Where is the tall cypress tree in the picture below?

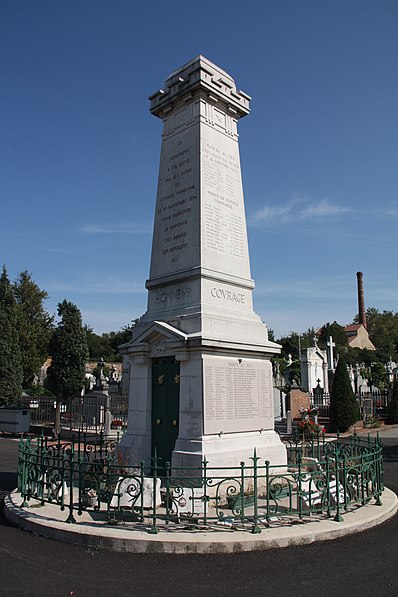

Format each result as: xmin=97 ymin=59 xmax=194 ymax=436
xmin=13 ymin=270 xmax=54 ymax=389
xmin=46 ymin=300 xmax=88 ymax=432
xmin=330 ymin=355 xmax=360 ymax=432
xmin=387 ymin=379 xmax=398 ymax=424
xmin=0 ymin=266 xmax=23 ymax=406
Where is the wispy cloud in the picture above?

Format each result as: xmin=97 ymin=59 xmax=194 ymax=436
xmin=249 ymin=196 xmax=351 ymax=226
xmin=300 ymin=199 xmax=350 ymax=218
xmin=379 ymin=206 xmax=398 ymax=218
xmin=78 ymin=222 xmax=152 ymax=235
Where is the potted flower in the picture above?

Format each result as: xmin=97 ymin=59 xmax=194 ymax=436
xmin=82 ymin=488 xmax=98 ymax=508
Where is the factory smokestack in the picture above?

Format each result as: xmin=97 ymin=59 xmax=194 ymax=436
xmin=356 ymin=271 xmax=367 ymax=329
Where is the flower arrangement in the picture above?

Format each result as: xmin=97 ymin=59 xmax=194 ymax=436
xmin=297 ymin=419 xmax=326 ymax=436
xmin=82 ymin=487 xmax=98 ymax=507
xmin=299 ymin=406 xmax=319 ymax=419
xmin=298 ymin=406 xmax=325 ymax=436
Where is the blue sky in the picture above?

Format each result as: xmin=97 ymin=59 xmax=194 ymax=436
xmin=1 ymin=0 xmax=397 ymax=338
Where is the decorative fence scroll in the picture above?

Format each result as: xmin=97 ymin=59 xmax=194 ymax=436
xmin=17 ymin=432 xmax=384 ymax=534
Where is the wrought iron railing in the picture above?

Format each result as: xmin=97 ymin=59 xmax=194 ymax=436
xmin=310 ymin=390 xmax=390 ymax=422
xmin=16 ymin=432 xmax=384 ymax=534
xmin=18 ymin=394 xmax=128 ymax=433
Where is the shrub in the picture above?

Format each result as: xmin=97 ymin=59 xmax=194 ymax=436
xmin=387 ymin=380 xmax=398 ymax=424
xmin=330 ymin=356 xmax=360 ymax=432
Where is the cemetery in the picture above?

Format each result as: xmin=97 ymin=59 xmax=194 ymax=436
xmin=3 ymin=56 xmax=398 ymax=551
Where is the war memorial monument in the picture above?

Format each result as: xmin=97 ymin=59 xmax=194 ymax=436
xmin=6 ymin=57 xmax=393 ymax=553
xmin=118 ymin=56 xmax=287 ymax=470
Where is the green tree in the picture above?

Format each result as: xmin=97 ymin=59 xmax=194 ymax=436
xmin=369 ymin=362 xmax=388 ymax=389
xmin=46 ymin=300 xmax=89 ymax=433
xmin=85 ymin=321 xmax=136 ymax=362
xmin=318 ymin=321 xmax=348 ymax=352
xmin=85 ymin=326 xmax=113 ymax=361
xmin=354 ymin=308 xmax=398 ymax=362
xmin=387 ymin=379 xmax=398 ymax=424
xmin=0 ymin=266 xmax=23 ymax=406
xmin=345 ymin=347 xmax=375 ymax=368
xmin=277 ymin=328 xmax=315 ymax=361
xmin=102 ymin=321 xmax=136 ymax=360
xmin=330 ymin=355 xmax=360 ymax=432
xmin=13 ymin=270 xmax=54 ymax=389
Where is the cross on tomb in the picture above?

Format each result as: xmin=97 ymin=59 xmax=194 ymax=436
xmin=327 ymin=336 xmax=335 ymax=371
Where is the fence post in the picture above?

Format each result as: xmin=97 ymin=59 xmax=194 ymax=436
xmin=239 ymin=460 xmax=245 ymax=524
xmin=66 ymin=445 xmax=76 ymax=523
xmin=19 ymin=439 xmax=29 ymax=507
xmin=265 ymin=460 xmax=270 ymax=525
xmin=374 ymin=434 xmax=383 ymax=506
xmin=148 ymin=450 xmax=158 ymax=534
xmin=202 ymin=456 xmax=208 ymax=526
xmin=251 ymin=448 xmax=261 ymax=534
xmin=333 ymin=447 xmax=343 ymax=522
xmin=297 ymin=454 xmax=303 ymax=519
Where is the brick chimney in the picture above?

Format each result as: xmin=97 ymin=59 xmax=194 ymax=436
xmin=356 ymin=271 xmax=367 ymax=329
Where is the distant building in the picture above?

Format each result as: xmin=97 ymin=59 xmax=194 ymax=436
xmin=344 ymin=323 xmax=376 ymax=351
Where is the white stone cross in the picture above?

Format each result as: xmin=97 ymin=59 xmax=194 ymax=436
xmin=327 ymin=336 xmax=335 ymax=371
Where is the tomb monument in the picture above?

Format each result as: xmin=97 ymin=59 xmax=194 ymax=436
xmin=118 ymin=56 xmax=286 ymax=470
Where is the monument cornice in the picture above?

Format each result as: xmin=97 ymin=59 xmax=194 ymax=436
xmin=145 ymin=266 xmax=255 ymax=291
xmin=149 ymin=55 xmax=250 ymax=120
xmin=185 ymin=336 xmax=281 ymax=356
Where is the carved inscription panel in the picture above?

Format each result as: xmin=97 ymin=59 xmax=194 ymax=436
xmin=201 ymin=125 xmax=251 ymax=279
xmin=150 ymin=124 xmax=200 ymax=278
xmin=202 ymin=278 xmax=253 ymax=313
xmin=147 ymin=280 xmax=200 ymax=314
xmin=203 ymin=356 xmax=273 ymax=434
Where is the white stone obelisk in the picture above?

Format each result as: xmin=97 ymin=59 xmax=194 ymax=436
xmin=118 ymin=56 xmax=286 ymax=470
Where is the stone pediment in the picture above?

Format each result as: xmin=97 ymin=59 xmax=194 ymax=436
xmin=119 ymin=321 xmax=187 ymax=355
xmin=302 ymin=346 xmax=327 ymax=364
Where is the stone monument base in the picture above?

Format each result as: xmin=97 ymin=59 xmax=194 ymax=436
xmin=172 ymin=430 xmax=287 ymax=473
xmin=116 ymin=429 xmax=287 ymax=474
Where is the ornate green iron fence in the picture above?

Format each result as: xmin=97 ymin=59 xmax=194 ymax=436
xmin=17 ymin=432 xmax=384 ymax=534
xmin=18 ymin=395 xmax=128 ymax=433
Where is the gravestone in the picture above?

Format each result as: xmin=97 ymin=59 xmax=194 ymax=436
xmin=117 ymin=56 xmax=286 ymax=471
xmin=288 ymin=388 xmax=310 ymax=421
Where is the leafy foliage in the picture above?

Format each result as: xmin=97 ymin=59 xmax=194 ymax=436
xmin=13 ymin=270 xmax=54 ymax=388
xmin=368 ymin=362 xmax=388 ymax=389
xmin=318 ymin=321 xmax=348 ymax=351
xmin=332 ymin=358 xmax=361 ymax=428
xmin=353 ymin=308 xmax=398 ymax=362
xmin=46 ymin=300 xmax=89 ymax=401
xmin=330 ymin=356 xmax=360 ymax=432
xmin=387 ymin=380 xmax=398 ymax=424
xmin=85 ymin=321 xmax=136 ymax=361
xmin=0 ymin=267 xmax=23 ymax=406
xmin=277 ymin=328 xmax=315 ymax=361
xmin=344 ymin=347 xmax=375 ymax=367
xmin=276 ymin=328 xmax=315 ymax=386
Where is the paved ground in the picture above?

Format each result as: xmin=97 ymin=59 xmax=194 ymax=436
xmin=1 ymin=431 xmax=398 ymax=597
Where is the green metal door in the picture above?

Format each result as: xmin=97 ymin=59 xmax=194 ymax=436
xmin=151 ymin=357 xmax=180 ymax=467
